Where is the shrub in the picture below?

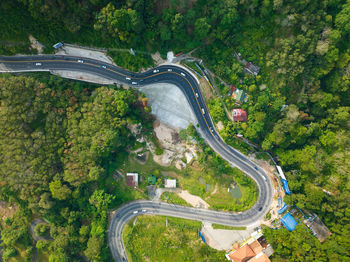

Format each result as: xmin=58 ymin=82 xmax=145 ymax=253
xmin=155 ymin=147 xmax=163 ymax=155
xmin=34 ymin=223 xmax=50 ymax=237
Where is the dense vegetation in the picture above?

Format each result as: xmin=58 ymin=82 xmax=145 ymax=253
xmin=0 ymin=0 xmax=349 ymax=261
xmin=0 ymin=74 xmax=146 ymax=261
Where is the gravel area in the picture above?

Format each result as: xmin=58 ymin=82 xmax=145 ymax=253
xmin=56 ymin=46 xmax=114 ymax=64
xmin=201 ymin=222 xmax=255 ymax=250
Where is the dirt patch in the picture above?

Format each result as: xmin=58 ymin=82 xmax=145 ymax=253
xmin=0 ymin=201 xmax=17 ymax=224
xmin=151 ymin=52 xmax=166 ymax=66
xmin=216 ymin=121 xmax=224 ymax=131
xmin=161 ymin=171 xmax=180 ymax=179
xmin=29 ymin=35 xmax=44 ymax=54
xmin=178 ymin=190 xmax=210 ymax=209
xmin=174 ymin=159 xmax=186 ymax=170
xmin=152 ymin=121 xmax=188 ymax=166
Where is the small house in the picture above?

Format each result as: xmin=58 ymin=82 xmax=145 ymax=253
xmin=164 ymin=179 xmax=176 ymax=188
xmin=231 ymin=88 xmax=246 ymax=104
xmin=244 ymin=62 xmax=260 ymax=77
xmin=232 ymin=109 xmax=248 ymax=122
xmin=126 ymin=173 xmax=138 ymax=187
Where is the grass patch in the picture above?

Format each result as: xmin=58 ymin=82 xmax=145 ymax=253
xmin=123 ymin=215 xmax=225 ymax=262
xmin=212 ymin=224 xmax=246 ymax=230
xmin=160 ymin=192 xmax=191 ymax=207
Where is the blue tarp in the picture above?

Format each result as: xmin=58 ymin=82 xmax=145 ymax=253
xmin=281 ymin=213 xmax=298 ymax=231
xmin=282 ymin=179 xmax=291 ymax=194
xmin=199 ymin=232 xmax=206 ymax=243
xmin=278 ymin=203 xmax=289 ymax=214
xmin=53 ymin=42 xmax=63 ymax=49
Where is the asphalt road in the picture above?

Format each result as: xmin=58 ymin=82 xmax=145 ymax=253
xmin=0 ymin=55 xmax=273 ymax=261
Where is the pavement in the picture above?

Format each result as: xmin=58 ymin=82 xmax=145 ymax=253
xmin=0 ymin=54 xmax=273 ymax=262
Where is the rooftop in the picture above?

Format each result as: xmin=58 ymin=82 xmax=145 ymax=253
xmin=281 ymin=213 xmax=298 ymax=231
xmin=126 ymin=173 xmax=138 ymax=187
xmin=164 ymin=179 xmax=176 ymax=188
xmin=232 ymin=109 xmax=248 ymax=122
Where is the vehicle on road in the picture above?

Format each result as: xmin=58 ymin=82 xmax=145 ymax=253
xmin=153 ymin=69 xmax=159 ymax=73
xmin=100 ymin=65 xmax=106 ymax=69
xmin=77 ymin=60 xmax=84 ymax=63
xmin=167 ymin=69 xmax=172 ymax=72
xmin=181 ymin=72 xmax=186 ymax=76
xmin=35 ymin=63 xmax=42 ymax=66
xmin=126 ymin=77 xmax=131 ymax=80
xmin=196 ymin=93 xmax=199 ymax=97
xmin=132 ymin=82 xmax=137 ymax=85
xmin=254 ymin=166 xmax=258 ymax=171
xmin=210 ymin=127 xmax=214 ymax=133
xmin=142 ymin=209 xmax=147 ymax=213
xmin=133 ymin=211 xmax=138 ymax=214
xmin=258 ymin=207 xmax=262 ymax=211
xmin=202 ymin=108 xmax=205 ymax=114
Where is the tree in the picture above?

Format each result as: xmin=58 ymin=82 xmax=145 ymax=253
xmin=49 ymin=180 xmax=72 ymax=201
xmin=194 ymin=18 xmax=211 ymax=40
xmin=84 ymin=236 xmax=103 ymax=261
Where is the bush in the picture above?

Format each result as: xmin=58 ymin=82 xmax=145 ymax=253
xmin=155 ymin=147 xmax=163 ymax=155
xmin=36 ymin=240 xmax=50 ymax=250
xmin=34 ymin=223 xmax=50 ymax=237
xmin=2 ymin=247 xmax=17 ymax=259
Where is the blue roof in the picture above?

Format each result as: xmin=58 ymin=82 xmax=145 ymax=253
xmin=281 ymin=213 xmax=298 ymax=231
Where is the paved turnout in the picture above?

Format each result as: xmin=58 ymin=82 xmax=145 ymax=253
xmin=0 ymin=55 xmax=273 ymax=261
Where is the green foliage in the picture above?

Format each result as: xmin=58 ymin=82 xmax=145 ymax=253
xmin=0 ymin=74 xmax=141 ymax=260
xmin=34 ymin=223 xmax=50 ymax=237
xmin=123 ymin=216 xmax=225 ymax=261
xmin=0 ymin=0 xmax=349 ymax=260
xmin=154 ymin=147 xmax=164 ymax=155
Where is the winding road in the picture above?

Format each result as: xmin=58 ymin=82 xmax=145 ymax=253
xmin=0 ymin=55 xmax=273 ymax=261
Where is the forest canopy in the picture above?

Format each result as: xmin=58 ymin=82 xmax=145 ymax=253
xmin=0 ymin=0 xmax=349 ymax=261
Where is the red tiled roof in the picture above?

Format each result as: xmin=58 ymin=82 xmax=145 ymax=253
xmin=126 ymin=175 xmax=138 ymax=187
xmin=229 ymin=244 xmax=255 ymax=262
xmin=232 ymin=109 xmax=247 ymax=122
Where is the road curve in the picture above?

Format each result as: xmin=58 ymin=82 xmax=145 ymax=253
xmin=0 ymin=55 xmax=273 ymax=261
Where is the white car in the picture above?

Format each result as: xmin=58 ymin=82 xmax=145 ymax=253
xmin=77 ymin=60 xmax=84 ymax=63
xmin=132 ymin=82 xmax=137 ymax=85
xmin=202 ymin=108 xmax=205 ymax=114
xmin=153 ymin=69 xmax=159 ymax=73
xmin=142 ymin=209 xmax=147 ymax=213
xmin=181 ymin=72 xmax=186 ymax=76
xmin=133 ymin=211 xmax=138 ymax=214
xmin=126 ymin=77 xmax=131 ymax=80
xmin=210 ymin=127 xmax=214 ymax=132
xmin=167 ymin=69 xmax=172 ymax=72
xmin=35 ymin=63 xmax=42 ymax=66
xmin=195 ymin=93 xmax=199 ymax=97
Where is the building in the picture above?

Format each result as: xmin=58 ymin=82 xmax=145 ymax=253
xmin=231 ymin=88 xmax=246 ymax=104
xmin=281 ymin=213 xmax=298 ymax=231
xmin=226 ymin=236 xmax=272 ymax=262
xmin=232 ymin=109 xmax=248 ymax=122
xmin=126 ymin=173 xmax=138 ymax=187
xmin=304 ymin=214 xmax=331 ymax=242
xmin=244 ymin=62 xmax=260 ymax=77
xmin=164 ymin=179 xmax=176 ymax=188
